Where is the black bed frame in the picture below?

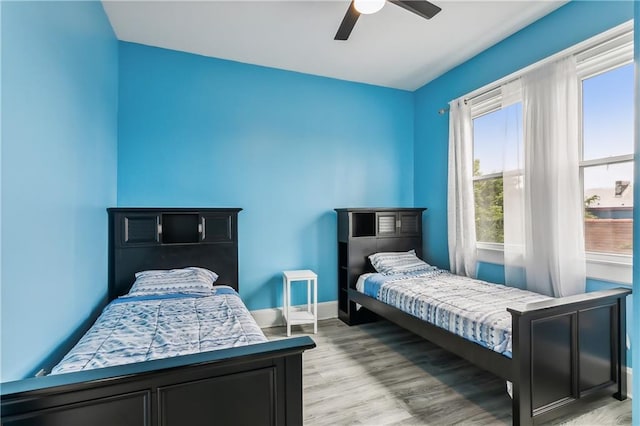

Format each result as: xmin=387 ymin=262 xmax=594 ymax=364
xmin=1 ymin=208 xmax=315 ymax=426
xmin=336 ymin=208 xmax=630 ymax=426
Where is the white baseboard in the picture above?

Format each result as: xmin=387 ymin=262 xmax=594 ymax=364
xmin=251 ymin=301 xmax=338 ymax=328
xmin=626 ymin=367 xmax=633 ymax=398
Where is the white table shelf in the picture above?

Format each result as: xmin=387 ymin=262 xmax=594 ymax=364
xmin=282 ymin=269 xmax=317 ymax=336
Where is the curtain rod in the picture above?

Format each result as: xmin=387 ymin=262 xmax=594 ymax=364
xmin=438 ymin=98 xmax=467 ymax=115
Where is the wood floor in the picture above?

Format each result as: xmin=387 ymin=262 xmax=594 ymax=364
xmin=263 ymin=319 xmax=631 ymax=425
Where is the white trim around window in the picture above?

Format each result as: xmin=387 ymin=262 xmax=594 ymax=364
xmin=580 ymin=153 xmax=634 ymax=168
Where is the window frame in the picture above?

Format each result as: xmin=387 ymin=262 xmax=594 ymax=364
xmin=578 ymin=59 xmax=634 ymax=273
xmin=468 ymin=21 xmax=634 ymax=284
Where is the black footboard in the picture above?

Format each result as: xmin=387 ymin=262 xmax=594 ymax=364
xmin=509 ymin=288 xmax=630 ymax=425
xmin=347 ymin=286 xmax=630 ymax=425
xmin=1 ymin=337 xmax=315 ymax=426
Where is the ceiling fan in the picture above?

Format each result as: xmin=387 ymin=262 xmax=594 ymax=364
xmin=335 ymin=0 xmax=442 ymax=41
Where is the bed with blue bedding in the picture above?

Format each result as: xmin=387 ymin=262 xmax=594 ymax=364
xmin=344 ymin=247 xmax=629 ymax=426
xmin=357 ymin=269 xmax=550 ymax=358
xmin=52 ymin=286 xmax=267 ymax=375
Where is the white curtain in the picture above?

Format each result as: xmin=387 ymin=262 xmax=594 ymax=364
xmin=448 ymin=98 xmax=477 ymax=278
xmin=521 ymin=56 xmax=586 ymax=297
xmin=500 ymin=80 xmax=527 ymax=289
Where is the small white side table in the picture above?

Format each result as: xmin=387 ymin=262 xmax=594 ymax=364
xmin=282 ymin=270 xmax=318 ymax=337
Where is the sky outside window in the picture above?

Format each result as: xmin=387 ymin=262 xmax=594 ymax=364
xmin=582 ymin=63 xmax=635 ymax=190
xmin=473 ymin=103 xmax=522 ymax=176
xmin=583 ymin=63 xmax=634 ymax=160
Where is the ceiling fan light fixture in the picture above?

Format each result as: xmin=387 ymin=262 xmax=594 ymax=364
xmin=353 ymin=0 xmax=385 ymax=15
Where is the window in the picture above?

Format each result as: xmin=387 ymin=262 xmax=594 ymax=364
xmin=472 ymin=103 xmax=522 ymax=243
xmin=580 ymin=63 xmax=634 ymax=255
xmin=467 ymin=23 xmax=633 ymax=280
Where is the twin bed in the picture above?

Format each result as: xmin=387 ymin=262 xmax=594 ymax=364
xmin=1 ymin=208 xmax=315 ymax=426
xmin=348 ymin=246 xmax=630 ymax=426
xmin=335 ymin=207 xmax=630 ymax=425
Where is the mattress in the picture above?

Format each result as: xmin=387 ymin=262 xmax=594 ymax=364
xmin=51 ymin=286 xmax=267 ymax=374
xmin=356 ymin=270 xmax=551 ymax=357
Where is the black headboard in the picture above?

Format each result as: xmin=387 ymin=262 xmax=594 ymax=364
xmin=335 ymin=208 xmax=426 ymax=324
xmin=107 ymin=208 xmax=242 ymax=300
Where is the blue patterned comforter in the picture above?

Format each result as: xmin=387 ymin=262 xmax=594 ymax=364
xmin=51 ymin=287 xmax=267 ymax=374
xmin=359 ymin=270 xmax=550 ymax=357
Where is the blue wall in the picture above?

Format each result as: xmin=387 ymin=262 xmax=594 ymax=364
xmin=1 ymin=1 xmax=118 ymax=381
xmin=117 ymin=43 xmax=414 ymax=310
xmin=414 ymin=1 xmax=634 ymax=270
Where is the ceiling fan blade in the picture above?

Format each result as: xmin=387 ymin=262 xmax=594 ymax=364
xmin=334 ymin=1 xmax=360 ymax=41
xmin=390 ymin=0 xmax=441 ymax=19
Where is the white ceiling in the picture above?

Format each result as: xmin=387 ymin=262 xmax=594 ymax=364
xmin=102 ymin=0 xmax=566 ymax=91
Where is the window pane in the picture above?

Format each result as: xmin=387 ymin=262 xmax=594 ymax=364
xmin=473 ymin=103 xmax=523 ymax=176
xmin=474 ymin=177 xmax=504 ymax=243
xmin=473 ymin=103 xmax=520 ymax=244
xmin=584 ymin=162 xmax=633 ymax=255
xmin=583 ymin=63 xmax=634 ymax=161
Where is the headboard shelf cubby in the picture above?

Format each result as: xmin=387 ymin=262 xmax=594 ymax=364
xmin=108 ymin=207 xmax=242 ymax=300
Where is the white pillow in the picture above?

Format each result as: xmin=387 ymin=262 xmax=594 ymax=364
xmin=127 ymin=267 xmax=218 ymax=297
xmin=369 ymin=250 xmax=432 ymax=275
